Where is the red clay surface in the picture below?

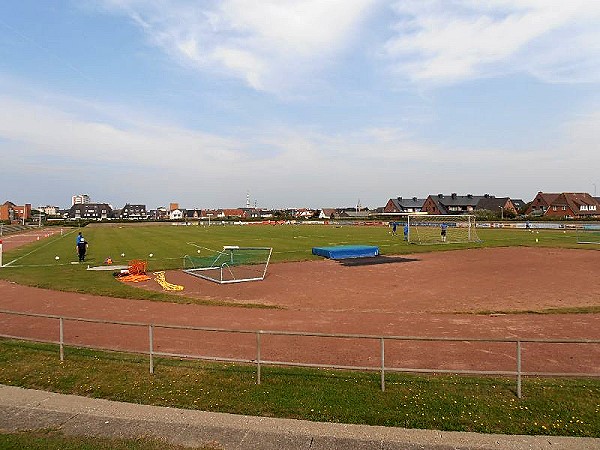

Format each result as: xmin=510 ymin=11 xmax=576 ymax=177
xmin=141 ymin=247 xmax=600 ymax=314
xmin=1 ymin=230 xmax=599 ymax=376
xmin=0 ymin=228 xmax=62 ymax=252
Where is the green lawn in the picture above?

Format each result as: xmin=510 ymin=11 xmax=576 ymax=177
xmin=0 ymin=223 xmax=594 ymax=304
xmin=1 ymin=339 xmax=598 ymax=437
xmin=0 ymin=429 xmax=214 ymax=450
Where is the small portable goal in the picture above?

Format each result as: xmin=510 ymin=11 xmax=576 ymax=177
xmin=183 ymin=246 xmax=273 ymax=284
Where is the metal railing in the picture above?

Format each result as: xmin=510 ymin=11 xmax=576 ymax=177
xmin=1 ymin=309 xmax=599 ymax=398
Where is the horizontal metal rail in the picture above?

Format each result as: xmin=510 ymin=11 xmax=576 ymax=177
xmin=1 ymin=309 xmax=599 ymax=398
xmin=2 ymin=309 xmax=599 ymax=344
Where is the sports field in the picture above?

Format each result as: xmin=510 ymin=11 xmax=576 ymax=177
xmin=0 ymin=222 xmax=596 ymax=304
xmin=1 ymin=223 xmax=599 ymax=438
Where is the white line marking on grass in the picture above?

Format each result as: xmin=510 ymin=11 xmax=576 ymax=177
xmin=186 ymin=242 xmax=220 ymax=253
xmin=4 ymin=229 xmax=75 ymax=267
xmin=3 ymin=262 xmax=77 ymax=268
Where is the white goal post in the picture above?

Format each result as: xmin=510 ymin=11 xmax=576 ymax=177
xmin=183 ymin=246 xmax=273 ymax=284
xmin=407 ymin=215 xmax=480 ymax=244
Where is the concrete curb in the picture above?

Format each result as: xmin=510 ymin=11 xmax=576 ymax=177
xmin=0 ymin=385 xmax=598 ymax=449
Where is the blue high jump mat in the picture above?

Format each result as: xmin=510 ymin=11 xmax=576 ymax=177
xmin=312 ymin=245 xmax=380 ymax=260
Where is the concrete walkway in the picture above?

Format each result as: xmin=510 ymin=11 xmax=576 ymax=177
xmin=0 ymin=385 xmax=598 ymax=450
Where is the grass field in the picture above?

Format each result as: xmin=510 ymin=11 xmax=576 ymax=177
xmin=0 ymin=223 xmax=595 ymax=303
xmin=0 ymin=339 xmax=598 ymax=438
xmin=0 ymin=429 xmax=214 ymax=450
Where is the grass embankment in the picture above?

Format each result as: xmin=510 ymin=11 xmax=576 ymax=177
xmin=0 ymin=225 xmax=595 ymax=307
xmin=0 ymin=431 xmax=215 ymax=450
xmin=1 ymin=339 xmax=598 ymax=437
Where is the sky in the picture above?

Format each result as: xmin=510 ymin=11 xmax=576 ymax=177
xmin=1 ymin=0 xmax=600 ymax=210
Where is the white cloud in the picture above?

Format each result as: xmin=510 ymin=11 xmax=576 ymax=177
xmin=212 ymin=46 xmax=266 ymax=90
xmin=89 ymin=1 xmax=600 ymax=90
xmin=0 ymin=89 xmax=482 ymax=206
xmin=385 ymin=0 xmax=600 ymax=85
xmin=0 ymin=95 xmax=243 ymax=170
xmin=2 ymin=80 xmax=599 ymax=207
xmin=94 ymin=0 xmax=376 ymax=93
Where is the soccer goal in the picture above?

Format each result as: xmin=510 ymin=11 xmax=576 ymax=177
xmin=576 ymin=224 xmax=600 ymax=244
xmin=183 ymin=246 xmax=273 ymax=284
xmin=407 ymin=215 xmax=480 ymax=245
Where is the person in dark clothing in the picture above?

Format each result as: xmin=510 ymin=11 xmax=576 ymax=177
xmin=76 ymin=234 xmax=88 ymax=262
xmin=440 ymin=223 xmax=448 ymax=242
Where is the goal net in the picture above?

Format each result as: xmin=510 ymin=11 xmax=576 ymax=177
xmin=183 ymin=246 xmax=273 ymax=284
xmin=576 ymin=224 xmax=600 ymax=244
xmin=407 ymin=215 xmax=480 ymax=245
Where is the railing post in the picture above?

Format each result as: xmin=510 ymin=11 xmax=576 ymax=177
xmin=380 ymin=337 xmax=385 ymax=392
xmin=256 ymin=331 xmax=262 ymax=385
xmin=149 ymin=324 xmax=154 ymax=374
xmin=59 ymin=317 xmax=64 ymax=361
xmin=516 ymin=340 xmax=522 ymax=398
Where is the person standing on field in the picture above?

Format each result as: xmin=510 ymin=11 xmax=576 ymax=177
xmin=76 ymin=232 xmax=88 ymax=262
xmin=440 ymin=223 xmax=448 ymax=242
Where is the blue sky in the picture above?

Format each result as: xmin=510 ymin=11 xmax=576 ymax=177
xmin=1 ymin=0 xmax=600 ymax=209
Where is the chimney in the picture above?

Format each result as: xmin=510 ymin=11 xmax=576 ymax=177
xmin=451 ymin=193 xmax=457 ymax=199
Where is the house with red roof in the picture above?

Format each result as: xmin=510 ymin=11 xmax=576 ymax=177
xmin=541 ymin=193 xmax=600 ymax=219
xmin=525 ymin=192 xmax=560 ymax=216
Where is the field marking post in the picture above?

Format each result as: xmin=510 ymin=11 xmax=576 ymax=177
xmin=59 ymin=317 xmax=64 ymax=361
xmin=256 ymin=331 xmax=262 ymax=385
xmin=380 ymin=337 xmax=386 ymax=392
xmin=149 ymin=325 xmax=154 ymax=374
xmin=516 ymin=340 xmax=522 ymax=399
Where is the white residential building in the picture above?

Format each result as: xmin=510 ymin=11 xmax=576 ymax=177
xmin=72 ymin=194 xmax=90 ymax=206
xmin=37 ymin=205 xmax=60 ymax=216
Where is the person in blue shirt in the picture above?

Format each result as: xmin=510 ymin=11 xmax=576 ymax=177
xmin=403 ymin=223 xmax=409 ymax=241
xmin=440 ymin=223 xmax=448 ymax=242
xmin=76 ymin=232 xmax=88 ymax=262
xmin=391 ymin=222 xmax=397 ymax=236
